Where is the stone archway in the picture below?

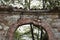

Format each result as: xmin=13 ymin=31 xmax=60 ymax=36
xmin=7 ymin=18 xmax=55 ymax=40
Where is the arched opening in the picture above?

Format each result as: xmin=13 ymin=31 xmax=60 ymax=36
xmin=13 ymin=24 xmax=49 ymax=40
xmin=7 ymin=18 xmax=54 ymax=40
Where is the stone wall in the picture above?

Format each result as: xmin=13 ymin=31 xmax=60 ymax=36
xmin=0 ymin=13 xmax=60 ymax=40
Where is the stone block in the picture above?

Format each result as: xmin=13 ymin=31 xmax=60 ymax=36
xmin=54 ymin=33 xmax=60 ymax=38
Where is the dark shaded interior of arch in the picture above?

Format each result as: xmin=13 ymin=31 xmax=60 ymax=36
xmin=14 ymin=23 xmax=49 ymax=40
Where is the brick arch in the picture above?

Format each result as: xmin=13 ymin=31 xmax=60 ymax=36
xmin=7 ymin=18 xmax=55 ymax=40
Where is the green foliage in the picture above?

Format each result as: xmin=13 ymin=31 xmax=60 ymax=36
xmin=1 ymin=0 xmax=60 ymax=10
xmin=14 ymin=24 xmax=48 ymax=40
xmin=3 ymin=0 xmax=10 ymax=2
xmin=14 ymin=31 xmax=20 ymax=39
xmin=44 ymin=0 xmax=60 ymax=9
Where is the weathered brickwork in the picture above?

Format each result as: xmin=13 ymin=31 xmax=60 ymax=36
xmin=0 ymin=11 xmax=60 ymax=40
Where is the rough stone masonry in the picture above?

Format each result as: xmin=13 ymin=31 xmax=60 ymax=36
xmin=0 ymin=7 xmax=60 ymax=40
